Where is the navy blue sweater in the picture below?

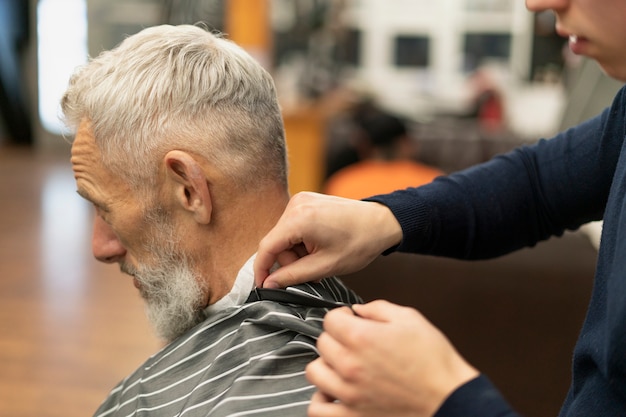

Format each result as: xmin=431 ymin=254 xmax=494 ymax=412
xmin=367 ymin=85 xmax=626 ymax=416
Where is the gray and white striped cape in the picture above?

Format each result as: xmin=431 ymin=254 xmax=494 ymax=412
xmin=94 ymin=277 xmax=362 ymax=417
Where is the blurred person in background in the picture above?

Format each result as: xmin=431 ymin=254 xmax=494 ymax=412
xmin=323 ymin=107 xmax=444 ymax=200
xmin=254 ymin=0 xmax=626 ymax=416
xmin=465 ymin=67 xmax=506 ymax=133
xmin=63 ymin=24 xmax=360 ymax=417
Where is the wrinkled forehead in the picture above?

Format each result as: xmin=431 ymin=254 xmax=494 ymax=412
xmin=69 ymin=119 xmax=125 ymax=202
xmin=70 ymin=120 xmax=102 ymax=174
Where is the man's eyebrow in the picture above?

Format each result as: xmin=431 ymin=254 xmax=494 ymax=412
xmin=76 ymin=189 xmax=107 ymax=210
xmin=76 ymin=189 xmax=92 ymax=202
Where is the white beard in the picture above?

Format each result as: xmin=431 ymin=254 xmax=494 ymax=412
xmin=122 ymin=212 xmax=208 ymax=343
xmin=133 ymin=261 xmax=207 ymax=343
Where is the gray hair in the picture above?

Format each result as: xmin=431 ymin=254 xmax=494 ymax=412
xmin=61 ymin=24 xmax=288 ymax=193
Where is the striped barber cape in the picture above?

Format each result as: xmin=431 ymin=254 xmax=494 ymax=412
xmin=94 ymin=277 xmax=362 ymax=417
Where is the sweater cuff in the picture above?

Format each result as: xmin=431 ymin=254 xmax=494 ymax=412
xmin=434 ymin=375 xmax=520 ymax=417
xmin=363 ymin=190 xmax=431 ymax=254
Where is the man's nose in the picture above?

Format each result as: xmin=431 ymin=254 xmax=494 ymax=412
xmin=92 ymin=215 xmax=126 ymax=263
xmin=525 ymin=0 xmax=569 ymax=13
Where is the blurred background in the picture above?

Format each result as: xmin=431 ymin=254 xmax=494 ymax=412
xmin=0 ymin=1 xmax=623 ymax=416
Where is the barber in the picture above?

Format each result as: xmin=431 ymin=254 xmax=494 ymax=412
xmin=254 ymin=0 xmax=626 ymax=415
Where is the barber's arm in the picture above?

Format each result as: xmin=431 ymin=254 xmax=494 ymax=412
xmin=255 ymin=110 xmax=613 ymax=290
xmin=306 ymin=300 xmax=519 ymax=417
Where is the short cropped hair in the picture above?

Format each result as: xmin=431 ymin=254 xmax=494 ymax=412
xmin=62 ymin=24 xmax=288 ymax=193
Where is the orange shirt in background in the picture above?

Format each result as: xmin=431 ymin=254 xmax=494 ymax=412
xmin=323 ymin=160 xmax=444 ymax=200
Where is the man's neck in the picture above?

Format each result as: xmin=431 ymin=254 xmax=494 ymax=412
xmin=203 ymin=253 xmax=257 ymax=315
xmin=199 ymin=184 xmax=289 ymax=306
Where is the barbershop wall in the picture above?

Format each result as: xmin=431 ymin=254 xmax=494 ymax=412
xmin=19 ymin=0 xmax=622 ymax=186
xmin=26 ymin=0 xmax=621 ymax=189
xmin=7 ymin=0 xmax=624 ymax=145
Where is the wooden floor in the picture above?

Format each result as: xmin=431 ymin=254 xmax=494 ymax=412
xmin=0 ymin=145 xmax=160 ymax=417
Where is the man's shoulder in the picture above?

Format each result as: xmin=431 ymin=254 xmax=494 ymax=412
xmin=93 ymin=278 xmax=362 ymax=417
xmin=128 ymin=276 xmax=361 ymax=382
xmin=95 ymin=295 xmax=323 ymax=417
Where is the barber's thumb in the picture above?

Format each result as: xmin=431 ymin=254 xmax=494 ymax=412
xmin=261 ymin=278 xmax=281 ymax=289
xmin=352 ymin=299 xmax=409 ymax=322
xmin=262 ymin=261 xmax=321 ymax=289
xmin=260 ymin=268 xmax=295 ymax=289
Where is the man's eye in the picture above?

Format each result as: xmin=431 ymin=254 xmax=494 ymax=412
xmin=95 ymin=206 xmax=111 ymax=223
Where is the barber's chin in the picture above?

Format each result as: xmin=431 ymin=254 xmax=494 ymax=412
xmin=599 ymin=63 xmax=626 ymax=83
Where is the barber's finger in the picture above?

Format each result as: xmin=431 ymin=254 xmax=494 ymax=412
xmin=324 ymin=302 xmax=426 ymax=352
xmin=273 ymin=243 xmax=310 ymax=270
xmin=306 ymin=356 xmax=361 ymax=406
xmin=308 ymin=391 xmax=360 ymax=417
xmin=351 ymin=299 xmax=417 ymax=323
xmin=310 ymin=390 xmax=336 ymax=404
xmin=254 ymin=193 xmax=315 ymax=287
xmin=257 ymin=245 xmax=315 ymax=289
xmin=315 ymin=328 xmax=352 ymax=369
xmin=260 ymin=252 xmax=334 ymax=289
xmin=253 ymin=254 xmax=278 ymax=288
xmin=253 ymin=231 xmax=299 ymax=287
xmin=322 ymin=307 xmax=362 ymax=338
xmin=321 ymin=307 xmax=373 ymax=350
xmin=275 ymin=249 xmax=301 ymax=268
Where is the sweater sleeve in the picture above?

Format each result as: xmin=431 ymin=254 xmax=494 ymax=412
xmin=366 ymin=86 xmax=626 ymax=259
xmin=434 ymin=375 xmax=520 ymax=417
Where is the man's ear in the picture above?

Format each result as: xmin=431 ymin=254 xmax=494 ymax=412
xmin=163 ymin=150 xmax=212 ymax=225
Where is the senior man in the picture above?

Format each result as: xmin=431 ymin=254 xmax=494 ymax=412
xmin=63 ymin=24 xmax=360 ymax=417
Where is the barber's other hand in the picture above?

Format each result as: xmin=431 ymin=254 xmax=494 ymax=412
xmin=306 ymin=300 xmax=479 ymax=417
xmin=254 ymin=192 xmax=402 ymax=288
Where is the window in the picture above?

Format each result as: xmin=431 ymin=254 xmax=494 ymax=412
xmin=463 ymin=33 xmax=510 ymax=72
xmin=37 ymin=0 xmax=87 ymax=135
xmin=394 ymin=35 xmax=429 ymax=68
xmin=334 ymin=28 xmax=361 ymax=67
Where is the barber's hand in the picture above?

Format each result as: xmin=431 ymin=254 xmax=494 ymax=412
xmin=306 ymin=300 xmax=479 ymax=417
xmin=254 ymin=192 xmax=402 ymax=288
